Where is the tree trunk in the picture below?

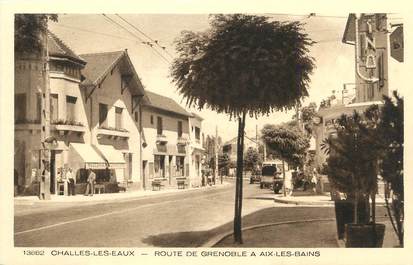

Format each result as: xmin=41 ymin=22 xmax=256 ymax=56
xmin=282 ymin=160 xmax=286 ymax=196
xmin=233 ymin=112 xmax=246 ymax=244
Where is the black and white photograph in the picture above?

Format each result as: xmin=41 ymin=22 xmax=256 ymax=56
xmin=0 ymin=2 xmax=411 ymax=265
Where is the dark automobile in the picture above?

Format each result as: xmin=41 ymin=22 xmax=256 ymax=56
xmin=273 ymin=172 xmax=283 ymax=194
xmin=249 ymin=172 xmax=261 ymax=184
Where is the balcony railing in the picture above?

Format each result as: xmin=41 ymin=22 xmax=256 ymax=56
xmin=177 ymin=136 xmax=188 ymax=145
xmin=52 ymin=119 xmax=85 ymax=136
xmin=97 ymin=126 xmax=129 ymax=140
xmin=156 ymin=134 xmax=168 ymax=144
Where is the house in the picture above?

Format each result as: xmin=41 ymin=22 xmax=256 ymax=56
xmin=14 ymin=29 xmax=148 ymax=196
xmin=79 ymin=50 xmax=146 ymax=191
xmin=14 ymin=32 xmax=88 ymax=195
xmin=188 ymin=112 xmax=205 ymax=186
xmin=222 ymin=135 xmax=258 ymax=176
xmin=140 ymin=91 xmax=194 ymax=189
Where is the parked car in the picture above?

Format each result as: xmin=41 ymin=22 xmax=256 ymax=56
xmin=260 ymin=160 xmax=284 ymax=190
xmin=249 ymin=173 xmax=261 ymax=184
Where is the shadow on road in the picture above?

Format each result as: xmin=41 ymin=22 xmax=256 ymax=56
xmin=141 ymin=206 xmax=338 ymax=247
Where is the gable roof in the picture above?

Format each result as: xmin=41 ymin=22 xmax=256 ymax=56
xmin=143 ymin=91 xmax=192 ymax=117
xmin=191 ymin=112 xmax=204 ymax=121
xmin=342 ymin=13 xmax=356 ymax=44
xmin=48 ymin=31 xmax=86 ymax=65
xmin=79 ymin=50 xmax=146 ymax=97
xmin=223 ymin=135 xmax=258 ymax=146
xmin=79 ymin=50 xmax=124 ymax=86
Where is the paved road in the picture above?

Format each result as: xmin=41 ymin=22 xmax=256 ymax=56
xmin=15 ymin=181 xmax=279 ymax=247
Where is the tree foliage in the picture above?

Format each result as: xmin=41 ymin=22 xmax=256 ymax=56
xmin=243 ymin=147 xmax=261 ymax=171
xmin=261 ymin=123 xmax=309 ymax=168
xmin=377 ymin=92 xmax=404 ymax=246
xmin=15 ymin=14 xmax=58 ymax=55
xmin=322 ymin=110 xmax=380 ymax=196
xmin=171 ymin=14 xmax=315 ymax=118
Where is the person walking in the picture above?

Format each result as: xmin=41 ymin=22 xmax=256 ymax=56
xmin=284 ymin=169 xmax=293 ymax=196
xmin=66 ymin=168 xmax=76 ymax=196
xmin=311 ymin=168 xmax=318 ymax=193
xmin=84 ymin=169 xmax=96 ymax=196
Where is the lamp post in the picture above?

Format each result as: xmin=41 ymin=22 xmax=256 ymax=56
xmin=39 ymin=24 xmax=51 ymax=200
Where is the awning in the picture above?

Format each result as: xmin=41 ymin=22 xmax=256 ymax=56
xmin=95 ymin=144 xmax=126 ymax=169
xmin=69 ymin=143 xmax=107 ymax=169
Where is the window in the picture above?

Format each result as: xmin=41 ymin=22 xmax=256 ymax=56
xmin=177 ymin=121 xmax=183 ymax=137
xmin=134 ymin=111 xmax=139 ymax=123
xmin=195 ymin=126 xmax=200 ymax=141
xmin=150 ymin=115 xmax=154 ymax=125
xmin=157 ymin=116 xmax=163 ymax=135
xmin=14 ymin=93 xmax=26 ymax=122
xmin=50 ymin=94 xmax=58 ymax=123
xmin=115 ymin=107 xmax=123 ymax=129
xmin=36 ymin=93 xmax=41 ymax=122
xmin=99 ymin=103 xmax=108 ymax=127
xmin=121 ymin=75 xmax=129 ymax=94
xmin=66 ymin=96 xmax=77 ymax=122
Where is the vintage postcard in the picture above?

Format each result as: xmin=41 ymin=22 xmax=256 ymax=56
xmin=0 ymin=1 xmax=411 ymax=265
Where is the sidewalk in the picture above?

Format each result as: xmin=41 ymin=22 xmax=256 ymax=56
xmin=273 ymin=191 xmax=387 ymax=206
xmin=14 ymin=181 xmax=231 ymax=205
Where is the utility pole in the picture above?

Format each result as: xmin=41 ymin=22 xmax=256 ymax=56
xmin=215 ymin=126 xmax=220 ymax=184
xmin=40 ymin=21 xmax=51 ymax=200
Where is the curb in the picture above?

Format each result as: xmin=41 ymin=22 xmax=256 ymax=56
xmin=202 ymin=218 xmax=336 ymax=247
xmin=15 ymin=182 xmax=232 ymax=206
xmin=273 ymin=197 xmax=334 ymax=206
xmin=273 ymin=197 xmax=388 ymax=206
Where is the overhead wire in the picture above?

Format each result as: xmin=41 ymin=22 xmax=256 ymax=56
xmin=115 ymin=14 xmax=174 ymax=59
xmin=101 ymin=14 xmax=171 ymax=64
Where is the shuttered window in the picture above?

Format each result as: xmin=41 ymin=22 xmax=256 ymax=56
xmin=66 ymin=96 xmax=77 ymax=122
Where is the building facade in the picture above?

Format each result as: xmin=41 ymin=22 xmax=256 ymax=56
xmin=15 ymin=32 xmax=88 ymax=195
xmin=141 ymin=91 xmax=194 ymax=189
xmin=14 ymin=32 xmax=147 ymax=196
xmin=188 ymin=113 xmax=205 ymax=187
xmin=79 ymin=50 xmax=146 ymax=190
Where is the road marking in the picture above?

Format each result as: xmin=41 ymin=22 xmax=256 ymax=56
xmin=15 ymin=189 xmax=234 ymax=236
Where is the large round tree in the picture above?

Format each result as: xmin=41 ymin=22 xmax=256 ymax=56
xmin=171 ymin=14 xmax=314 ymax=244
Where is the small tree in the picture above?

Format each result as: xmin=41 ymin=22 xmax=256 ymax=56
xmin=322 ymin=110 xmax=380 ymax=225
xmin=261 ymin=122 xmax=310 ymax=195
xmin=378 ymin=92 xmax=404 ymax=246
xmin=171 ymin=14 xmax=314 ymax=243
xmin=243 ymin=147 xmax=262 ymax=172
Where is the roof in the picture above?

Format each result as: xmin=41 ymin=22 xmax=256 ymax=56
xmin=342 ymin=14 xmax=356 ymax=44
xmin=80 ymin=50 xmax=124 ymax=85
xmin=79 ymin=50 xmax=146 ymax=97
xmin=223 ymin=135 xmax=258 ymax=146
xmin=48 ymin=31 xmax=86 ymax=65
xmin=191 ymin=112 xmax=204 ymax=121
xmin=143 ymin=91 xmax=192 ymax=117
xmin=317 ymin=102 xmax=381 ymax=120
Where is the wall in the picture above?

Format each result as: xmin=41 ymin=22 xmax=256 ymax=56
xmin=89 ymin=63 xmax=142 ymax=186
xmin=141 ymin=107 xmax=190 ymax=188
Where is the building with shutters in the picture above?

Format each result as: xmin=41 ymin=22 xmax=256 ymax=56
xmin=78 ymin=50 xmax=146 ymax=191
xmin=14 ymin=32 xmax=88 ymax=195
xmin=14 ymin=32 xmax=147 ymax=196
xmin=140 ymin=91 xmax=194 ymax=189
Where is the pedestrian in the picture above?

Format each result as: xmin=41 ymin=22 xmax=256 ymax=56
xmin=84 ymin=169 xmax=96 ymax=196
xmin=311 ymin=168 xmax=318 ymax=193
xmin=66 ymin=168 xmax=76 ymax=196
xmin=284 ymin=169 xmax=293 ymax=196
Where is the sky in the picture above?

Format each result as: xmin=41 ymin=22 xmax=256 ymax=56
xmin=48 ymin=13 xmax=404 ymax=142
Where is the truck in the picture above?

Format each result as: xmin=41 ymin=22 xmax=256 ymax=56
xmin=259 ymin=160 xmax=285 ymax=194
